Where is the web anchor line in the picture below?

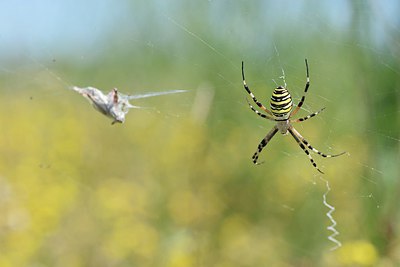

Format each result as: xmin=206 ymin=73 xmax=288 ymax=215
xmin=320 ymin=177 xmax=342 ymax=251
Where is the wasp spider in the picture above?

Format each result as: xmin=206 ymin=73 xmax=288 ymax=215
xmin=242 ymin=59 xmax=345 ymax=173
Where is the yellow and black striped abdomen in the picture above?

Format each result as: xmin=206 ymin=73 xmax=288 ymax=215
xmin=270 ymin=86 xmax=293 ymax=119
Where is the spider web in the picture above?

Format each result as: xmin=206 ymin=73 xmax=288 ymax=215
xmin=157 ymin=11 xmax=370 ymax=255
xmin=0 ymin=1 xmax=399 ymax=266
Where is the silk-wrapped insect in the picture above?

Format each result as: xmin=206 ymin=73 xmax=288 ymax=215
xmin=71 ymin=86 xmax=186 ymax=124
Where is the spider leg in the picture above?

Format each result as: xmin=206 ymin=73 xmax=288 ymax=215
xmin=291 ymin=107 xmax=325 ymax=123
xmin=288 ymin=126 xmax=324 ymax=174
xmin=252 ymin=126 xmax=279 ymax=165
xmin=242 ymin=61 xmax=274 ymax=116
xmin=290 ymin=126 xmax=346 ymax=158
xmin=290 ymin=59 xmax=310 ymax=118
xmin=246 ymin=98 xmax=275 ymax=121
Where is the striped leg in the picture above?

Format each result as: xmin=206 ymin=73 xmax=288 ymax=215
xmin=246 ymin=98 xmax=275 ymax=121
xmin=252 ymin=126 xmax=279 ymax=164
xmin=290 ymin=127 xmax=346 ymax=158
xmin=288 ymin=126 xmax=324 ymax=174
xmin=290 ymin=59 xmax=310 ymax=117
xmin=242 ymin=61 xmax=274 ymax=116
xmin=291 ymin=107 xmax=325 ymax=123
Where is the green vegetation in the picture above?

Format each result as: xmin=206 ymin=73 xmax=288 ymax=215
xmin=0 ymin=1 xmax=399 ymax=266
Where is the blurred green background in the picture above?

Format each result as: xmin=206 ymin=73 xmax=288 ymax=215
xmin=0 ymin=1 xmax=399 ymax=266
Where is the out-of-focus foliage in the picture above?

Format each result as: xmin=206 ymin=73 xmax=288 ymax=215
xmin=0 ymin=1 xmax=399 ymax=266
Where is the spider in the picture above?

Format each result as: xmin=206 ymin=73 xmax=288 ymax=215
xmin=241 ymin=59 xmax=345 ymax=174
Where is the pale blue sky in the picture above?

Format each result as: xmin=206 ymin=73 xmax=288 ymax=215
xmin=0 ymin=0 xmax=398 ymax=60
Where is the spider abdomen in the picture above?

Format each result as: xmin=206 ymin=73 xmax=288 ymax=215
xmin=270 ymin=86 xmax=293 ymax=118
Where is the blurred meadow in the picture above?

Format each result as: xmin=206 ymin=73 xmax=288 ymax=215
xmin=0 ymin=1 xmax=399 ymax=266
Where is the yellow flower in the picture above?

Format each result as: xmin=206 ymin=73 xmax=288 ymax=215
xmin=338 ymin=240 xmax=378 ymax=266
